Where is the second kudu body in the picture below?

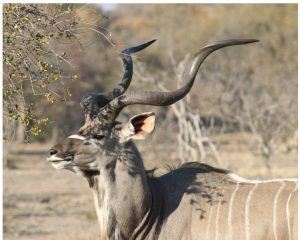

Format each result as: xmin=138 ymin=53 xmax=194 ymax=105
xmin=47 ymin=39 xmax=297 ymax=240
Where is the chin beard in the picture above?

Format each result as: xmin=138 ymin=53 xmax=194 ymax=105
xmin=81 ymin=169 xmax=100 ymax=188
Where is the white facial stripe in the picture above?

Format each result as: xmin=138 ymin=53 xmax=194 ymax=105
xmin=68 ymin=134 xmax=86 ymax=140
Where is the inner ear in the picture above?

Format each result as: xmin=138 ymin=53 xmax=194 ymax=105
xmin=129 ymin=112 xmax=156 ymax=140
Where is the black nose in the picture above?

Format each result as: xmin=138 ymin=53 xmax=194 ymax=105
xmin=48 ymin=149 xmax=58 ymax=156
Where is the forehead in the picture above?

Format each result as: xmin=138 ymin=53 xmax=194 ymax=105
xmin=68 ymin=134 xmax=86 ymax=140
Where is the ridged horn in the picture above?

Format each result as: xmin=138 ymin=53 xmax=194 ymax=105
xmin=98 ymin=39 xmax=259 ymax=123
xmin=80 ymin=39 xmax=156 ymax=119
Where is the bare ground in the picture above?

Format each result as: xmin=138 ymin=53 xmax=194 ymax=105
xmin=4 ymin=144 xmax=99 ymax=240
xmin=3 ymin=134 xmax=297 ymax=240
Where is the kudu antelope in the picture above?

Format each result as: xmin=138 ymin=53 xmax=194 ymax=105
xmin=47 ymin=39 xmax=297 ymax=240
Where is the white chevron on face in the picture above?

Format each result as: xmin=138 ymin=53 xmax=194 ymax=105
xmin=68 ymin=134 xmax=86 ymax=140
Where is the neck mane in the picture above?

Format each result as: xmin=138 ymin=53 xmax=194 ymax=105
xmin=90 ymin=177 xmax=122 ymax=240
xmin=86 ymin=141 xmax=153 ymax=240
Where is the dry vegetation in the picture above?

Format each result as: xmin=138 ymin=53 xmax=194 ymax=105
xmin=3 ymin=3 xmax=297 ymax=239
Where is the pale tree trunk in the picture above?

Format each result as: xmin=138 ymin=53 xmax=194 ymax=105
xmin=3 ymin=120 xmax=16 ymax=168
xmin=50 ymin=126 xmax=59 ymax=143
xmin=16 ymin=101 xmax=26 ymax=144
xmin=16 ymin=121 xmax=25 ymax=143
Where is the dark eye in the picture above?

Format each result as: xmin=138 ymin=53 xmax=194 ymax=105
xmin=93 ymin=134 xmax=105 ymax=140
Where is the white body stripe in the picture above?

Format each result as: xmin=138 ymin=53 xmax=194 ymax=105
xmin=228 ymin=183 xmax=239 ymax=240
xmin=273 ymin=181 xmax=285 ymax=240
xmin=68 ymin=134 xmax=85 ymax=140
xmin=215 ymin=190 xmax=224 ymax=240
xmin=245 ymin=184 xmax=258 ymax=240
xmin=286 ymin=183 xmax=298 ymax=240
xmin=205 ymin=205 xmax=213 ymax=240
xmin=228 ymin=173 xmax=297 ymax=184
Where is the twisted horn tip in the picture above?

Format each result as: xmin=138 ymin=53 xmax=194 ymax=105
xmin=207 ymin=38 xmax=259 ymax=47
xmin=122 ymin=39 xmax=157 ymax=54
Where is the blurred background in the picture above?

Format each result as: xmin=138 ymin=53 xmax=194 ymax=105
xmin=3 ymin=4 xmax=297 ymax=239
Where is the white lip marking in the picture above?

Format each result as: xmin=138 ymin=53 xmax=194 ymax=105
xmin=51 ymin=161 xmax=71 ymax=169
xmin=47 ymin=155 xmax=64 ymax=162
xmin=68 ymin=135 xmax=85 ymax=140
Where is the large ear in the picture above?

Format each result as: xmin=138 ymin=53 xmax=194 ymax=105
xmin=120 ymin=112 xmax=156 ymax=141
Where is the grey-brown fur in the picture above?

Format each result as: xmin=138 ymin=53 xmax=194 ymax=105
xmin=48 ymin=137 xmax=297 ymax=240
xmin=47 ymin=39 xmax=297 ymax=240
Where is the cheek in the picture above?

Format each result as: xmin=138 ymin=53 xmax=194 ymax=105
xmin=73 ymin=153 xmax=97 ymax=166
xmin=78 ymin=142 xmax=99 ymax=155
